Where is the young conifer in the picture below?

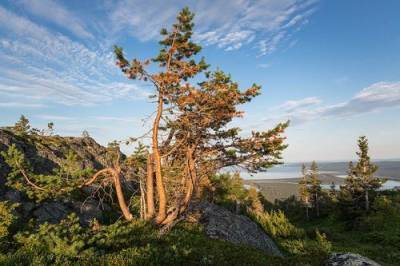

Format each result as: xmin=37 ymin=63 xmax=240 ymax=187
xmin=298 ymin=164 xmax=310 ymax=220
xmin=340 ymin=136 xmax=383 ymax=212
xmin=308 ymin=161 xmax=322 ymax=217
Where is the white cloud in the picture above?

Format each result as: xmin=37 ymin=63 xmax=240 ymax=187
xmin=322 ymin=82 xmax=400 ymax=117
xmin=258 ymin=31 xmax=286 ymax=56
xmin=277 ymin=97 xmax=321 ymax=112
xmin=17 ymin=0 xmax=93 ymax=39
xmin=0 ymin=5 xmax=48 ymax=38
xmin=109 ymin=0 xmax=318 ymax=55
xmin=257 ymin=63 xmax=272 ymax=69
xmin=0 ymin=6 xmax=149 ymax=107
xmin=0 ymin=1 xmax=317 ymax=111
xmin=35 ymin=115 xmax=75 ymax=121
xmin=93 ymin=116 xmax=140 ymax=123
xmin=0 ymin=102 xmax=44 ymax=108
xmin=267 ymin=81 xmax=400 ymax=125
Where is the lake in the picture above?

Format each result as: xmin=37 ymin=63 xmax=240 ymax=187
xmin=321 ymin=179 xmax=400 ymax=190
xmin=242 ymin=162 xmax=400 ymax=190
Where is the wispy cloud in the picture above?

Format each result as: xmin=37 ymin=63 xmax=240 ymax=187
xmin=0 ymin=102 xmax=44 ymax=108
xmin=276 ymin=97 xmax=321 ymax=112
xmin=322 ymin=81 xmax=400 ymax=117
xmin=35 ymin=115 xmax=75 ymax=121
xmin=0 ymin=1 xmax=317 ymax=109
xmin=257 ymin=63 xmax=272 ymax=69
xmin=0 ymin=5 xmax=149 ymax=107
xmin=109 ymin=0 xmax=318 ymax=54
xmin=93 ymin=116 xmax=140 ymax=123
xmin=17 ymin=0 xmax=93 ymax=39
xmin=266 ymin=81 xmax=400 ymax=125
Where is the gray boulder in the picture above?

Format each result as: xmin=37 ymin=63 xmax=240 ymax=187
xmin=72 ymin=200 xmax=103 ymax=225
xmin=33 ymin=201 xmax=69 ymax=223
xmin=4 ymin=190 xmax=23 ymax=203
xmin=31 ymin=200 xmax=105 ymax=225
xmin=190 ymin=202 xmax=282 ymax=256
xmin=325 ymin=253 xmax=381 ymax=266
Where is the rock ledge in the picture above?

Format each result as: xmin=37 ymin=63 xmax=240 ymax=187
xmin=191 ymin=202 xmax=282 ymax=257
xmin=325 ymin=252 xmax=381 ymax=266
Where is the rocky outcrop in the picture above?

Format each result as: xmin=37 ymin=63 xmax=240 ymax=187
xmin=325 ymin=253 xmax=381 ymax=266
xmin=1 ymin=188 xmax=106 ymax=225
xmin=190 ymin=202 xmax=282 ymax=257
xmin=32 ymin=200 xmax=104 ymax=225
xmin=33 ymin=201 xmax=70 ymax=223
xmin=0 ymin=129 xmax=112 ymax=184
xmin=0 ymin=129 xmax=119 ymax=225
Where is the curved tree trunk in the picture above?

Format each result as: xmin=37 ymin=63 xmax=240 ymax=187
xmin=161 ymin=147 xmax=196 ymax=226
xmin=153 ymin=31 xmax=177 ymax=224
xmin=83 ymin=167 xmax=134 ymax=222
xmin=146 ymin=153 xmax=155 ymax=220
xmin=182 ymin=147 xmax=196 ymax=210
xmin=153 ymin=94 xmax=167 ymax=224
xmin=112 ymin=168 xmax=134 ymax=221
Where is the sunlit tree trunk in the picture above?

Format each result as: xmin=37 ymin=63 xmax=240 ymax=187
xmin=140 ymin=178 xmax=146 ymax=219
xmin=112 ymin=167 xmax=134 ymax=221
xmin=146 ymin=153 xmax=155 ymax=220
xmin=182 ymin=147 xmax=195 ymax=209
xmin=154 ymin=93 xmax=167 ymax=224
xmin=161 ymin=147 xmax=196 ymax=226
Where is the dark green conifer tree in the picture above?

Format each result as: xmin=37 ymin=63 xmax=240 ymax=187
xmin=13 ymin=115 xmax=30 ymax=135
xmin=298 ymin=164 xmax=310 ymax=220
xmin=308 ymin=161 xmax=322 ymax=217
xmin=340 ymin=136 xmax=383 ymax=212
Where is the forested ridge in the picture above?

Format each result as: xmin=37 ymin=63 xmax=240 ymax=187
xmin=0 ymin=8 xmax=399 ymax=266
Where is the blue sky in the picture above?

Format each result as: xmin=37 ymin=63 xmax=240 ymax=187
xmin=0 ymin=0 xmax=399 ymax=162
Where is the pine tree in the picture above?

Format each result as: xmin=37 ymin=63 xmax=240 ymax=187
xmin=113 ymin=7 xmax=288 ymax=225
xmin=13 ymin=115 xmax=30 ymax=135
xmin=308 ymin=161 xmax=322 ymax=217
xmin=82 ymin=130 xmax=90 ymax=138
xmin=47 ymin=122 xmax=55 ymax=136
xmin=340 ymin=136 xmax=383 ymax=212
xmin=329 ymin=182 xmax=337 ymax=199
xmin=298 ymin=164 xmax=310 ymax=220
xmin=247 ymin=186 xmax=264 ymax=215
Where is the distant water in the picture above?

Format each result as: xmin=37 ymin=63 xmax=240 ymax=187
xmin=321 ymin=180 xmax=400 ymax=191
xmin=241 ymin=164 xmax=301 ymax=179
xmin=241 ymin=164 xmax=336 ymax=180
xmin=242 ymin=161 xmax=400 ymax=181
xmin=242 ymin=162 xmax=400 ymax=190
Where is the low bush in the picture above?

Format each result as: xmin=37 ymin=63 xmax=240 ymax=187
xmin=249 ymin=209 xmax=331 ymax=260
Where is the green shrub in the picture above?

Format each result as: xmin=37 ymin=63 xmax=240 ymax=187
xmin=0 ymin=201 xmax=19 ymax=251
xmin=1 ymin=145 xmax=93 ymax=203
xmin=209 ymin=173 xmax=248 ymax=210
xmin=250 ymin=210 xmax=304 ymax=239
xmin=15 ymin=213 xmax=93 ymax=259
xmin=0 ymin=217 xmax=289 ymax=265
xmin=249 ymin=208 xmax=331 ymax=260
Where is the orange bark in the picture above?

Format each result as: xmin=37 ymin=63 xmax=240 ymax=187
xmin=154 ymin=31 xmax=177 ymax=224
xmin=153 ymin=93 xmax=167 ymax=224
xmin=146 ymin=153 xmax=155 ymax=220
xmin=112 ymin=167 xmax=133 ymax=221
xmin=83 ymin=167 xmax=133 ymax=222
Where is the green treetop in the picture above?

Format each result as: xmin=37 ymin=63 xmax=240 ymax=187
xmin=13 ymin=115 xmax=30 ymax=135
xmin=308 ymin=161 xmax=322 ymax=217
xmin=341 ymin=136 xmax=383 ymax=212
